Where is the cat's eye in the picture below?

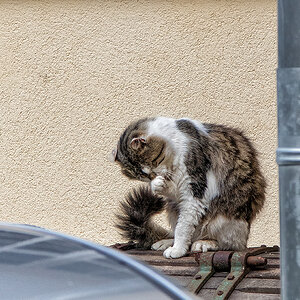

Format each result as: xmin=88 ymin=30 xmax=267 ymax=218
xmin=140 ymin=171 xmax=152 ymax=181
xmin=140 ymin=172 xmax=151 ymax=182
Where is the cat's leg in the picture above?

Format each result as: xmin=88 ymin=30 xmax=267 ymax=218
xmin=149 ymin=177 xmax=176 ymax=251
xmin=151 ymin=239 xmax=174 ymax=251
xmin=163 ymin=209 xmax=196 ymax=258
xmin=207 ymin=215 xmax=249 ymax=250
xmin=151 ymin=177 xmax=207 ymax=258
xmin=163 ymin=196 xmax=205 ymax=259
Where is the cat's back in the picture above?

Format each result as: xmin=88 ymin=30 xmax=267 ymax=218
xmin=204 ymin=123 xmax=257 ymax=155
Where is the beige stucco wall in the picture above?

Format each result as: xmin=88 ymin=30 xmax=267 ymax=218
xmin=0 ymin=0 xmax=278 ymax=247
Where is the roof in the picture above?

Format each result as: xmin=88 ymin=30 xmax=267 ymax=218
xmin=112 ymin=243 xmax=280 ymax=300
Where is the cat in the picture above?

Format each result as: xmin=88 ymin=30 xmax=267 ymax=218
xmin=112 ymin=117 xmax=266 ymax=259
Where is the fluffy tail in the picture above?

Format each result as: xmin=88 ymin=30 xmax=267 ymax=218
xmin=115 ymin=185 xmax=169 ymax=249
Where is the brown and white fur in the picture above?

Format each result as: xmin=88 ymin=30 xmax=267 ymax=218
xmin=112 ymin=117 xmax=266 ymax=259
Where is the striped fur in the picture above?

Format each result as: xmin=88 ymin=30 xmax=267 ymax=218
xmin=113 ymin=117 xmax=266 ymax=258
xmin=115 ymin=185 xmax=168 ymax=249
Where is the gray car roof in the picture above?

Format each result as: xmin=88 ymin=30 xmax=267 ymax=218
xmin=0 ymin=223 xmax=193 ymax=300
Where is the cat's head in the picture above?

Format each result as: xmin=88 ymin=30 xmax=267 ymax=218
xmin=110 ymin=118 xmax=167 ymax=182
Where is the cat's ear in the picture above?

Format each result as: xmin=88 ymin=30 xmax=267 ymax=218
xmin=130 ymin=137 xmax=146 ymax=150
xmin=109 ymin=148 xmax=118 ymax=162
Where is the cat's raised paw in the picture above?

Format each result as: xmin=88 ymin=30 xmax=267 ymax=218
xmin=151 ymin=175 xmax=166 ymax=195
xmin=151 ymin=239 xmax=174 ymax=251
xmin=191 ymin=240 xmax=219 ymax=252
xmin=163 ymin=246 xmax=187 ymax=259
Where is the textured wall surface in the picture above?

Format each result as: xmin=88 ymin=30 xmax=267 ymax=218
xmin=0 ymin=0 xmax=278 ymax=247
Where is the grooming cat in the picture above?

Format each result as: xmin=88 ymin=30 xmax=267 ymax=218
xmin=112 ymin=117 xmax=266 ymax=258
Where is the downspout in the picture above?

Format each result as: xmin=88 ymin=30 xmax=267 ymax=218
xmin=277 ymin=0 xmax=300 ymax=299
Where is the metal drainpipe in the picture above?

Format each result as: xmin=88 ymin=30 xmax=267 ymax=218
xmin=277 ymin=0 xmax=300 ymax=299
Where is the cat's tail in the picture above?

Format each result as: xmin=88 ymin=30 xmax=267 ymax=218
xmin=115 ymin=185 xmax=169 ymax=249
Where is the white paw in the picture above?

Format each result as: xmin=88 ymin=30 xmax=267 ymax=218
xmin=191 ymin=240 xmax=219 ymax=252
xmin=163 ymin=246 xmax=187 ymax=259
xmin=150 ymin=176 xmax=166 ymax=195
xmin=151 ymin=239 xmax=174 ymax=251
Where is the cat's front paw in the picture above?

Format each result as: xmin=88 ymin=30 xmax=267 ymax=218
xmin=152 ymin=239 xmax=174 ymax=251
xmin=163 ymin=246 xmax=187 ymax=259
xmin=151 ymin=176 xmax=166 ymax=195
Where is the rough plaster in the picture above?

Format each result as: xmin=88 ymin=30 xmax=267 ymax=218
xmin=0 ymin=0 xmax=278 ymax=247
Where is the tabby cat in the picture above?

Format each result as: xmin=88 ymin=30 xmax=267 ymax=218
xmin=111 ymin=117 xmax=266 ymax=259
